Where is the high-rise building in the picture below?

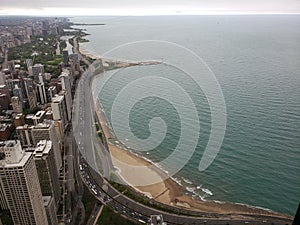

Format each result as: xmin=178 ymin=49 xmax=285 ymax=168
xmin=31 ymin=121 xmax=62 ymax=172
xmin=0 ymin=140 xmax=48 ymax=225
xmin=36 ymin=82 xmax=47 ymax=104
xmin=69 ymin=53 xmax=80 ymax=73
xmin=62 ymin=49 xmax=69 ymax=65
xmin=32 ymin=110 xmax=46 ymax=125
xmin=11 ymin=96 xmax=23 ymax=114
xmin=16 ymin=120 xmax=62 ymax=172
xmin=0 ymin=85 xmax=10 ymax=110
xmin=27 ymin=85 xmax=37 ymax=109
xmin=13 ymin=84 xmax=23 ymax=103
xmin=48 ymin=86 xmax=57 ymax=102
xmin=51 ymin=95 xmax=68 ymax=130
xmin=60 ymin=72 xmax=72 ymax=121
xmin=33 ymin=140 xmax=60 ymax=207
xmin=42 ymin=196 xmax=58 ymax=225
xmin=30 ymin=64 xmax=44 ymax=82
xmin=16 ymin=124 xmax=34 ymax=147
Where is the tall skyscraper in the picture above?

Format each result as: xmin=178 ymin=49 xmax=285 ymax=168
xmin=51 ymin=95 xmax=68 ymax=130
xmin=36 ymin=82 xmax=47 ymax=104
xmin=31 ymin=121 xmax=62 ymax=172
xmin=30 ymin=64 xmax=44 ymax=82
xmin=42 ymin=196 xmax=58 ymax=225
xmin=27 ymin=85 xmax=37 ymax=109
xmin=48 ymin=86 xmax=57 ymax=102
xmin=13 ymin=84 xmax=23 ymax=103
xmin=62 ymin=49 xmax=69 ymax=65
xmin=0 ymin=140 xmax=48 ymax=225
xmin=0 ymin=85 xmax=10 ymax=110
xmin=16 ymin=120 xmax=62 ymax=172
xmin=33 ymin=140 xmax=60 ymax=207
xmin=60 ymin=72 xmax=72 ymax=121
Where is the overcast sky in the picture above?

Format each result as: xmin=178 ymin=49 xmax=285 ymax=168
xmin=0 ymin=0 xmax=299 ymax=16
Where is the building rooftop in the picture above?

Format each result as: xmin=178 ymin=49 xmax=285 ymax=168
xmin=42 ymin=196 xmax=52 ymax=206
xmin=0 ymin=152 xmax=31 ymax=168
xmin=34 ymin=140 xmax=52 ymax=157
xmin=25 ymin=114 xmax=35 ymax=119
xmin=52 ymin=95 xmax=64 ymax=103
xmin=32 ymin=110 xmax=45 ymax=120
xmin=4 ymin=140 xmax=17 ymax=148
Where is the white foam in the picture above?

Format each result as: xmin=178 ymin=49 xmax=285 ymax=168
xmin=182 ymin=178 xmax=193 ymax=184
xmin=202 ymin=188 xmax=213 ymax=196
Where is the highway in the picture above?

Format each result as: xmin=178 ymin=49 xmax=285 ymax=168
xmin=71 ymin=38 xmax=293 ymax=225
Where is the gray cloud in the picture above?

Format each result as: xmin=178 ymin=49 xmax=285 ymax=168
xmin=0 ymin=0 xmax=299 ymax=14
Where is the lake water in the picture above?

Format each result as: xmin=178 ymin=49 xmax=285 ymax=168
xmin=71 ymin=15 xmax=300 ymax=216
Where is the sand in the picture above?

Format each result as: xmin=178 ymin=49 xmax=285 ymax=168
xmin=79 ymin=45 xmax=98 ymax=60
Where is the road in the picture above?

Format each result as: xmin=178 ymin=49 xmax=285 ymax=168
xmin=72 ymin=37 xmax=293 ymax=225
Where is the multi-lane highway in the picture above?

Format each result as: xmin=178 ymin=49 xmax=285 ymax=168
xmin=72 ymin=61 xmax=114 ymax=179
xmin=72 ymin=39 xmax=293 ymax=225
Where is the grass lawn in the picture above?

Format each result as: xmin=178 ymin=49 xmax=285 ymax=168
xmin=97 ymin=206 xmax=139 ymax=225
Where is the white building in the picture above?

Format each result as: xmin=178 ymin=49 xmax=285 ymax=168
xmin=51 ymin=95 xmax=68 ymax=130
xmin=0 ymin=140 xmax=48 ymax=225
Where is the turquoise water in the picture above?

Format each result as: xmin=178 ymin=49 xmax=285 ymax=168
xmin=71 ymin=15 xmax=300 ymax=215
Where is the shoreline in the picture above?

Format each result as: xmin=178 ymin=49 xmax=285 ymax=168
xmin=79 ymin=42 xmax=292 ymax=219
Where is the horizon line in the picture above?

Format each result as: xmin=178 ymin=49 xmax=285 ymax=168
xmin=0 ymin=7 xmax=299 ymax=17
xmin=1 ymin=12 xmax=300 ymax=17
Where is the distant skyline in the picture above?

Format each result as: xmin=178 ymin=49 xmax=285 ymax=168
xmin=0 ymin=0 xmax=299 ymax=16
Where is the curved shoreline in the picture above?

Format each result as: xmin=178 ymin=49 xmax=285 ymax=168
xmin=79 ymin=43 xmax=292 ymax=220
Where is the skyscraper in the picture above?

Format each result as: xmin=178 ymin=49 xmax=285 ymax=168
xmin=13 ymin=84 xmax=23 ymax=103
xmin=31 ymin=121 xmax=62 ymax=172
xmin=16 ymin=120 xmax=62 ymax=172
xmin=62 ymin=49 xmax=69 ymax=65
xmin=36 ymin=82 xmax=47 ymax=104
xmin=0 ymin=140 xmax=48 ymax=225
xmin=60 ymin=72 xmax=72 ymax=121
xmin=43 ymin=196 xmax=58 ymax=225
xmin=33 ymin=140 xmax=60 ymax=207
xmin=30 ymin=64 xmax=44 ymax=82
xmin=0 ymin=85 xmax=10 ymax=110
xmin=51 ymin=95 xmax=68 ymax=130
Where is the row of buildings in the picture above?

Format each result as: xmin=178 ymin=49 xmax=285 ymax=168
xmin=0 ymin=54 xmax=79 ymax=141
xmin=0 ymin=18 xmax=80 ymax=224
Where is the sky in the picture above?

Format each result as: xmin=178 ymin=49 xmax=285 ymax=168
xmin=0 ymin=0 xmax=299 ymax=16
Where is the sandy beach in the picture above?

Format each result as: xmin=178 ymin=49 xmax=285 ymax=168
xmin=80 ymin=43 xmax=292 ymax=219
xmin=79 ymin=45 xmax=98 ymax=60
